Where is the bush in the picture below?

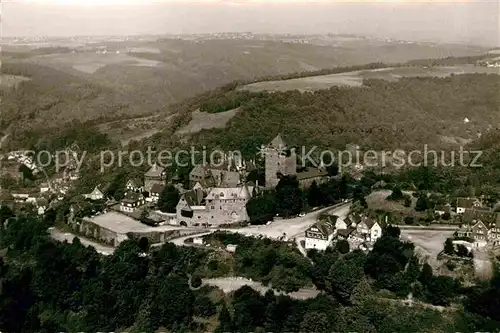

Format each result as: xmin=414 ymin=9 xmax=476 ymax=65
xmin=404 ymin=216 xmax=415 ymax=225
xmin=335 ymin=239 xmax=350 ymax=254
xmin=191 ymin=275 xmax=202 ymax=288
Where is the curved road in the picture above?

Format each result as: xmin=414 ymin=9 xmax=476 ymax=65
xmin=168 ymin=202 xmax=352 ymax=247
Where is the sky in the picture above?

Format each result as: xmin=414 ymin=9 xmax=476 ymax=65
xmin=2 ymin=0 xmax=499 ymax=46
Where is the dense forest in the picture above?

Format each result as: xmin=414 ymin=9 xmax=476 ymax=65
xmin=184 ymin=74 xmax=500 ymax=154
xmin=1 ymin=209 xmax=500 ymax=333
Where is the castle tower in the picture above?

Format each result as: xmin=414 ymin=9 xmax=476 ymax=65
xmin=264 ymin=134 xmax=296 ymax=188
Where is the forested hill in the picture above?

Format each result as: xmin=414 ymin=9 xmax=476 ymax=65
xmin=164 ymin=73 xmax=500 ymax=155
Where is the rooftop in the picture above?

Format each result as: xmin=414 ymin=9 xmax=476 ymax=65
xmin=84 ymin=211 xmax=181 ymax=234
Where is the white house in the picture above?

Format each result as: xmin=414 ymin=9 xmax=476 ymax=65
xmin=120 ymin=192 xmax=145 ymax=213
xmin=305 ymin=220 xmax=336 ymax=251
xmin=36 ymin=198 xmax=48 ymax=216
xmin=84 ymin=187 xmax=105 ymax=201
xmin=126 ymin=178 xmax=144 ymax=193
xmin=456 ymin=197 xmax=482 ymax=214
xmin=149 ymin=183 xmax=165 ymax=203
xmin=39 ymin=183 xmax=50 ymax=194
xmin=226 ymin=244 xmax=238 ymax=253
xmin=356 ymin=217 xmax=383 ymax=243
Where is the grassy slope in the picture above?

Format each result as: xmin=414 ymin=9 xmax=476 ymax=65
xmin=176 ymin=74 xmax=500 ymax=154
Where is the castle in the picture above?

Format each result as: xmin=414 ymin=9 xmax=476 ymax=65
xmin=264 ymin=134 xmax=329 ymax=189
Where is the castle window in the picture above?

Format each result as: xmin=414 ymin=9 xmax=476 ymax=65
xmin=211 ymin=206 xmax=215 ymax=209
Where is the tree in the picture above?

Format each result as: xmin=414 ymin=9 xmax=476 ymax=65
xmin=299 ymin=312 xmax=329 ymax=333
xmin=415 ymin=195 xmax=430 ymax=212
xmin=383 ymin=225 xmax=401 ymax=238
xmin=403 ymin=195 xmax=412 ymax=207
xmin=191 ymin=274 xmax=202 ymax=288
xmin=444 ymin=238 xmax=455 ymax=255
xmin=388 ymin=186 xmax=404 ymax=201
xmin=246 ymin=192 xmax=276 ymax=224
xmin=457 ymin=244 xmax=470 ymax=257
xmin=335 ymin=239 xmax=350 ymax=254
xmin=419 ymin=263 xmax=433 ymax=286
xmin=307 ymin=181 xmax=322 ymax=208
xmin=193 ymin=295 xmax=216 ymax=318
xmin=158 ymin=185 xmax=180 ymax=213
xmin=326 ymin=251 xmax=366 ymax=303
xmin=404 ymin=216 xmax=415 ymax=225
xmin=275 ymin=176 xmax=303 ymax=217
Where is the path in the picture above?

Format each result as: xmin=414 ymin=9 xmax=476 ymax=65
xmin=202 ymin=277 xmax=320 ymax=300
xmin=472 ymin=249 xmax=493 ymax=280
xmin=48 ymin=227 xmax=114 ymax=255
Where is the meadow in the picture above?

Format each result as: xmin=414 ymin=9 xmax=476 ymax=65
xmin=241 ymin=65 xmax=500 ymax=92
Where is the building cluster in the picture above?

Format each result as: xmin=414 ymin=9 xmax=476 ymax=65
xmin=476 ymin=57 xmax=500 ymax=68
xmin=451 ymin=197 xmax=500 ymax=248
xmin=305 ymin=213 xmax=384 ymax=251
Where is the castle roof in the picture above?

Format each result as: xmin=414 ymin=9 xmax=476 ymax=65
xmin=182 ymin=189 xmax=205 ymax=207
xmin=145 ymin=163 xmax=165 ymax=178
xmin=268 ymin=134 xmax=286 ymax=149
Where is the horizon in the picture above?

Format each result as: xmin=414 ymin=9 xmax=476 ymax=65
xmin=2 ymin=1 xmax=499 ymax=46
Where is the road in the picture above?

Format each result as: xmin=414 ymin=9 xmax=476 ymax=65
xmin=202 ymin=277 xmax=320 ymax=300
xmin=48 ymin=227 xmax=114 ymax=255
xmin=168 ymin=202 xmax=352 ymax=246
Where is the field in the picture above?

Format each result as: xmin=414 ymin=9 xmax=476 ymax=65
xmin=26 ymin=52 xmax=162 ymax=74
xmin=0 ymin=37 xmax=492 ymax=146
xmin=241 ymin=65 xmax=500 ymax=92
xmin=176 ymin=108 xmax=241 ymax=136
xmin=400 ymin=229 xmax=455 ymax=269
xmin=366 ymin=190 xmax=418 ymax=215
xmin=0 ymin=74 xmax=31 ymax=87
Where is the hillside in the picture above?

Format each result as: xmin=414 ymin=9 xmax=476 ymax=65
xmin=0 ymin=38 xmax=488 ymax=148
xmin=167 ymin=74 xmax=500 ymax=154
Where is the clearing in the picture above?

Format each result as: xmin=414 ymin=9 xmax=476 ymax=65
xmin=26 ymin=52 xmax=162 ymax=74
xmin=241 ymin=65 xmax=499 ymax=92
xmin=202 ymin=277 xmax=320 ymax=300
xmin=175 ymin=108 xmax=241 ymax=135
xmin=0 ymin=74 xmax=31 ymax=88
xmin=400 ymin=229 xmax=455 ymax=268
xmin=366 ymin=190 xmax=418 ymax=215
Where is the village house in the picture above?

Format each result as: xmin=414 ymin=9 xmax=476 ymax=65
xmin=434 ymin=204 xmax=452 ymax=216
xmin=126 ymin=178 xmax=144 ymax=193
xmin=456 ymin=197 xmax=482 ymax=214
xmin=39 ymin=182 xmax=50 ymax=194
xmin=455 ymin=224 xmax=473 ymax=239
xmin=149 ymin=183 xmax=165 ymax=203
xmin=120 ymin=192 xmax=145 ymax=213
xmin=36 ymin=198 xmax=49 ymax=216
xmin=355 ymin=217 xmax=383 ymax=243
xmin=84 ymin=186 xmax=105 ymax=201
xmin=176 ymin=188 xmax=206 ymax=226
xmin=455 ymin=207 xmax=500 ymax=247
xmin=144 ymin=163 xmax=166 ymax=193
xmin=305 ymin=218 xmax=336 ymax=251
xmin=471 ymin=220 xmax=488 ymax=247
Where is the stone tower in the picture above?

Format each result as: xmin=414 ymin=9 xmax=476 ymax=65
xmin=264 ymin=134 xmax=297 ymax=188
